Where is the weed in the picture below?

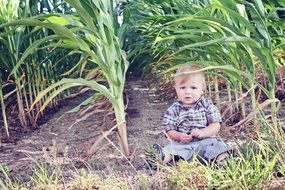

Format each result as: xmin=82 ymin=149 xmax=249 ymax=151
xmin=70 ymin=168 xmax=100 ymax=190
xmin=136 ymin=173 xmax=150 ymax=190
xmin=210 ymin=140 xmax=279 ymax=189
xmin=30 ymin=162 xmax=61 ymax=190
xmin=0 ymin=165 xmax=28 ymax=190
xmin=166 ymin=160 xmax=209 ymax=190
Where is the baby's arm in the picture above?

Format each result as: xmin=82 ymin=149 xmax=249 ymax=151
xmin=191 ymin=98 xmax=222 ymax=138
xmin=167 ymin=130 xmax=193 ymax=143
xmin=191 ymin=122 xmax=220 ymax=138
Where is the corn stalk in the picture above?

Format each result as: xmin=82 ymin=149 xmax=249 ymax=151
xmin=0 ymin=0 xmax=27 ymax=128
xmin=0 ymin=79 xmax=9 ymax=138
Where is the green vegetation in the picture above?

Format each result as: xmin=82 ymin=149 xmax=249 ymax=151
xmin=1 ymin=124 xmax=284 ymax=189
xmin=0 ymin=0 xmax=285 ymax=189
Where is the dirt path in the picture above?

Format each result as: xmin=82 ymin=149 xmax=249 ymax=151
xmin=0 ymin=79 xmax=172 ymax=179
xmin=84 ymin=79 xmax=171 ymax=175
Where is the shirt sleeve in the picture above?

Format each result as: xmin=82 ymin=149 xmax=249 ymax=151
xmin=162 ymin=107 xmax=178 ymax=132
xmin=206 ymin=100 xmax=222 ymax=124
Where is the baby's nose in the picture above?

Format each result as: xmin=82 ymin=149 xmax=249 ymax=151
xmin=185 ymin=89 xmax=192 ymax=94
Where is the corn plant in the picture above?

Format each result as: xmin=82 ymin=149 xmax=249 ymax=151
xmin=0 ymin=0 xmax=78 ymax=138
xmin=0 ymin=0 xmax=130 ymax=157
xmin=124 ymin=0 xmax=284 ymax=127
xmin=0 ymin=0 xmax=28 ymax=129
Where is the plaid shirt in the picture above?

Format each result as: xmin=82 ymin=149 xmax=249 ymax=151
xmin=162 ymin=96 xmax=221 ymax=134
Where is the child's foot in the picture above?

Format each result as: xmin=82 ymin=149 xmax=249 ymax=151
xmin=215 ymin=152 xmax=230 ymax=167
xmin=215 ymin=149 xmax=239 ymax=167
xmin=144 ymin=143 xmax=165 ymax=169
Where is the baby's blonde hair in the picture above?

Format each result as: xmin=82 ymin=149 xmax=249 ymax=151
xmin=174 ymin=64 xmax=206 ymax=87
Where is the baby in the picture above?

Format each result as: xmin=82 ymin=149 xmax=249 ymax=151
xmin=147 ymin=64 xmax=232 ymax=167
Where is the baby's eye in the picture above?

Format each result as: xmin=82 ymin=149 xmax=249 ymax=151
xmin=180 ymin=86 xmax=186 ymax=89
xmin=191 ymin=86 xmax=197 ymax=90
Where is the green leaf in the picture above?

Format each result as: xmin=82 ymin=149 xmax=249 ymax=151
xmin=31 ymin=78 xmax=115 ymax=112
xmin=46 ymin=16 xmax=70 ymax=25
xmin=67 ymin=93 xmax=103 ymax=113
xmin=10 ymin=35 xmax=60 ymax=76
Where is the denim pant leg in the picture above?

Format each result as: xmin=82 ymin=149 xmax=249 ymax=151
xmin=163 ymin=142 xmax=195 ymax=161
xmin=199 ymin=138 xmax=232 ymax=161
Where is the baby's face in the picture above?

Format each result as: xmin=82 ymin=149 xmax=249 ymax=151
xmin=174 ymin=74 xmax=205 ymax=107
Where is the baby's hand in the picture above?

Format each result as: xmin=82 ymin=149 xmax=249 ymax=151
xmin=179 ymin=133 xmax=193 ymax=144
xmin=191 ymin=128 xmax=203 ymax=138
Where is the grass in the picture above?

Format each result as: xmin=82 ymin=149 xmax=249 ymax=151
xmin=0 ymin=156 xmax=283 ymax=190
xmin=166 ymin=161 xmax=209 ymax=190
xmin=1 ymin=118 xmax=285 ymax=190
xmin=68 ymin=168 xmax=100 ymax=190
xmin=210 ymin=142 xmax=279 ymax=189
xmin=163 ymin=135 xmax=283 ymax=190
xmin=1 ymin=144 xmax=284 ymax=190
xmin=29 ymin=162 xmax=61 ymax=190
xmin=0 ymin=165 xmax=28 ymax=190
xmin=0 ymin=151 xmax=284 ymax=190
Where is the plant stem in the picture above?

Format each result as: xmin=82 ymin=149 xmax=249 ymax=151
xmin=214 ymin=76 xmax=220 ymax=110
xmin=239 ymin=82 xmax=246 ymax=119
xmin=227 ymin=81 xmax=233 ymax=118
xmin=15 ymin=78 xmax=27 ymax=127
xmin=0 ymin=83 xmax=9 ymax=138
xmin=113 ymin=94 xmax=129 ymax=158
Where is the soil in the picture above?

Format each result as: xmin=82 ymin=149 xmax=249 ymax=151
xmin=0 ymin=78 xmax=170 ymax=180
xmin=0 ymin=78 xmax=284 ymax=182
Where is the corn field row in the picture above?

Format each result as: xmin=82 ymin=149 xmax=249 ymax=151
xmin=0 ymin=0 xmax=285 ymax=158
